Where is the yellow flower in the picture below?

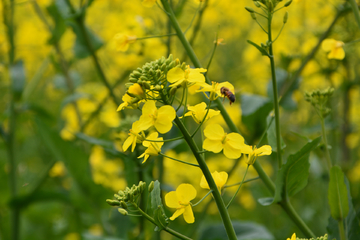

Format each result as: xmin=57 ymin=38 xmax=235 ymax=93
xmin=165 ymin=184 xmax=197 ymax=224
xmin=184 ymin=102 xmax=220 ymax=124
xmin=241 ymin=145 xmax=272 ymax=165
xmin=321 ymin=38 xmax=345 ymax=60
xmin=122 ymin=121 xmax=144 ymax=152
xmin=114 ymin=33 xmax=137 ymax=52
xmin=287 ymin=233 xmax=296 ymax=240
xmin=138 ymin=132 xmax=164 ymax=163
xmin=138 ymin=101 xmax=176 ymax=134
xmin=128 ymin=83 xmax=145 ymax=99
xmin=196 ymin=81 xmax=234 ymax=101
xmin=117 ymin=93 xmax=142 ymax=111
xmin=200 ymin=171 xmax=228 ymax=191
xmin=142 ymin=0 xmax=157 ymax=7
xmin=203 ymin=124 xmax=245 ymax=159
xmin=167 ymin=66 xmax=207 ymax=88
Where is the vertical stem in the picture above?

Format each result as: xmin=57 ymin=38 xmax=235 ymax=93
xmin=320 ymin=116 xmax=333 ymax=171
xmin=348 ymin=0 xmax=360 ymax=31
xmin=267 ymin=12 xmax=283 ymax=168
xmin=338 ymin=220 xmax=347 ymax=240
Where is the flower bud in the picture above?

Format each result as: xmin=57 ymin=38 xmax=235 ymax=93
xmin=148 ymin=181 xmax=154 ymax=192
xmin=267 ymin=1 xmax=273 ymax=11
xmin=245 ymin=6 xmax=255 ymax=13
xmin=284 ymin=0 xmax=292 ymax=7
xmin=120 ymin=201 xmax=128 ymax=209
xmin=253 ymin=1 xmax=261 ymax=7
xmin=132 ymin=71 xmax=142 ymax=78
xmin=251 ymin=12 xmax=256 ymax=20
xmin=106 ymin=199 xmax=121 ymax=206
xmin=118 ymin=208 xmax=128 ymax=216
xmin=283 ymin=12 xmax=288 ymax=23
xmin=154 ymin=85 xmax=162 ymax=91
xmin=129 ymin=77 xmax=138 ymax=83
xmin=143 ymin=82 xmax=151 ymax=89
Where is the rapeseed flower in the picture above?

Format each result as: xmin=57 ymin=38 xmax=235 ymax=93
xmin=167 ymin=66 xmax=207 ymax=88
xmin=122 ymin=121 xmax=144 ymax=152
xmin=138 ymin=132 xmax=164 ymax=163
xmin=183 ymin=102 xmax=220 ymax=124
xmin=114 ymin=33 xmax=137 ymax=52
xmin=165 ymin=184 xmax=197 ymax=224
xmin=321 ymin=38 xmax=345 ymax=60
xmin=287 ymin=233 xmax=296 ymax=240
xmin=197 ymin=81 xmax=234 ymax=101
xmin=200 ymin=171 xmax=228 ymax=192
xmin=241 ymin=145 xmax=272 ymax=165
xmin=138 ymin=101 xmax=176 ymax=134
xmin=203 ymin=124 xmax=245 ymax=159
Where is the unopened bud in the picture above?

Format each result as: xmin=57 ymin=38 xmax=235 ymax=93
xmin=143 ymin=82 xmax=151 ymax=89
xmin=284 ymin=0 xmax=292 ymax=7
xmin=148 ymin=181 xmax=154 ymax=192
xmin=245 ymin=6 xmax=255 ymax=13
xmin=251 ymin=12 xmax=256 ymax=20
xmin=118 ymin=208 xmax=128 ymax=216
xmin=283 ymin=12 xmax=288 ymax=23
xmin=106 ymin=199 xmax=121 ymax=206
xmin=120 ymin=201 xmax=128 ymax=209
xmin=267 ymin=1 xmax=273 ymax=11
xmin=253 ymin=1 xmax=261 ymax=7
xmin=154 ymin=85 xmax=162 ymax=91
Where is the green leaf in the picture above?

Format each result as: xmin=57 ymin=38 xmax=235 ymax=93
xmin=199 ymin=221 xmax=274 ymax=240
xmin=327 ymin=177 xmax=360 ymax=240
xmin=46 ymin=3 xmax=67 ymax=44
xmin=273 ymin=137 xmax=321 ymax=203
xmin=266 ymin=115 xmax=286 ymax=153
xmin=10 ymin=60 xmax=26 ymax=100
xmin=150 ymin=181 xmax=169 ymax=231
xmin=247 ymin=40 xmax=270 ymax=57
xmin=241 ymin=94 xmax=273 ymax=141
xmin=328 ymin=165 xmax=349 ymax=221
xmin=258 ymin=197 xmax=274 ymax=206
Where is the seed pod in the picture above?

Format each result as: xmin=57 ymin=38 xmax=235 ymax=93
xmin=120 ymin=201 xmax=128 ymax=209
xmin=106 ymin=199 xmax=121 ymax=206
xmin=284 ymin=0 xmax=292 ymax=7
xmin=245 ymin=6 xmax=255 ymax=13
xmin=283 ymin=11 xmax=288 ymax=23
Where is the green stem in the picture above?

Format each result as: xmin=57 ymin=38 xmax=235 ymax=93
xmin=226 ymin=165 xmax=249 ymax=209
xmin=160 ymin=153 xmax=199 ymax=167
xmin=348 ymin=0 xmax=360 ymax=31
xmin=224 ymin=177 xmax=260 ymax=188
xmin=192 ymin=190 xmax=213 ymax=207
xmin=136 ymin=207 xmax=193 ymax=240
xmin=320 ymin=116 xmax=333 ymax=171
xmin=267 ymin=12 xmax=283 ymax=168
xmin=338 ymin=220 xmax=347 ymax=240
xmin=280 ymin=198 xmax=316 ymax=238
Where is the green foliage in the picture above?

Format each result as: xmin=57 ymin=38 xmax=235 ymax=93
xmin=328 ymin=166 xmax=349 ymax=221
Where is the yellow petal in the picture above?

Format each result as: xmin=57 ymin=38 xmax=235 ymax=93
xmin=122 ymin=135 xmax=133 ymax=152
xmin=183 ymin=205 xmax=195 ymax=223
xmin=226 ymin=133 xmax=245 ymax=149
xmin=203 ymin=124 xmax=225 ymax=140
xmin=176 ymin=184 xmax=197 ymax=202
xmin=165 ymin=191 xmax=181 ymax=208
xmin=154 ymin=120 xmax=173 ymax=134
xmin=223 ymin=145 xmax=242 ymax=159
xmin=169 ymin=208 xmax=185 ymax=221
xmin=138 ymin=115 xmax=153 ymax=131
xmin=200 ymin=175 xmax=209 ymax=189
xmin=214 ymin=171 xmax=228 ymax=189
xmin=321 ymin=39 xmax=336 ymax=52
xmin=142 ymin=101 xmax=157 ymax=115
xmin=328 ymin=47 xmax=345 ymax=60
xmin=255 ymin=145 xmax=272 ymax=156
xmin=240 ymin=144 xmax=253 ymax=154
xmin=203 ymin=139 xmax=223 ymax=153
xmin=167 ymin=67 xmax=185 ymax=83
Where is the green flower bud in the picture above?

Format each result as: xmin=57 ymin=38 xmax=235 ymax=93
xmin=129 ymin=77 xmax=138 ymax=83
xmin=154 ymin=85 xmax=162 ymax=91
xmin=143 ymin=82 xmax=151 ymax=89
xmin=251 ymin=12 xmax=256 ymax=20
xmin=165 ymin=54 xmax=173 ymax=65
xmin=180 ymin=62 xmax=187 ymax=70
xmin=120 ymin=201 xmax=128 ymax=209
xmin=125 ymin=83 xmax=134 ymax=88
xmin=132 ymin=71 xmax=142 ymax=78
xmin=283 ymin=11 xmax=288 ymax=23
xmin=106 ymin=199 xmax=121 ymax=206
xmin=114 ymin=193 xmax=122 ymax=201
xmin=267 ymin=1 xmax=273 ymax=11
xmin=284 ymin=0 xmax=292 ymax=7
xmin=118 ymin=208 xmax=128 ymax=216
xmin=148 ymin=181 xmax=154 ymax=193
xmin=167 ymin=61 xmax=176 ymax=70
xmin=253 ymin=1 xmax=261 ymax=7
xmin=245 ymin=6 xmax=255 ymax=13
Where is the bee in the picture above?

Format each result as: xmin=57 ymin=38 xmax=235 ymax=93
xmin=220 ymin=87 xmax=235 ymax=105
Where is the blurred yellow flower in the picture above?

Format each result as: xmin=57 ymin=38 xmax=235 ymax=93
xmin=165 ymin=184 xmax=197 ymax=223
xmin=203 ymin=124 xmax=245 ymax=159
xmin=167 ymin=66 xmax=207 ymax=88
xmin=138 ymin=132 xmax=164 ymax=163
xmin=138 ymin=101 xmax=176 ymax=134
xmin=200 ymin=171 xmax=228 ymax=191
xmin=114 ymin=33 xmax=137 ymax=52
xmin=122 ymin=121 xmax=144 ymax=152
xmin=287 ymin=233 xmax=296 ymax=240
xmin=142 ymin=0 xmax=157 ymax=7
xmin=321 ymin=38 xmax=345 ymax=60
xmin=241 ymin=145 xmax=272 ymax=165
xmin=49 ymin=161 xmax=66 ymax=177
xmin=184 ymin=102 xmax=220 ymax=124
xmin=64 ymin=233 xmax=81 ymax=240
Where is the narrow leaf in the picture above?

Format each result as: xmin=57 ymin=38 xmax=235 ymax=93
xmin=328 ymin=166 xmax=349 ymax=221
xmin=247 ymin=40 xmax=270 ymax=57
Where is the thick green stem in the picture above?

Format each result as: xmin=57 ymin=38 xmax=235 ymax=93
xmin=136 ymin=206 xmax=193 ymax=240
xmin=338 ymin=220 xmax=347 ymax=240
xmin=173 ymin=116 xmax=237 ymax=240
xmin=320 ymin=116 xmax=333 ymax=171
xmin=348 ymin=0 xmax=360 ymax=31
xmin=267 ymin=12 xmax=282 ymax=168
xmin=280 ymin=198 xmax=316 ymax=238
